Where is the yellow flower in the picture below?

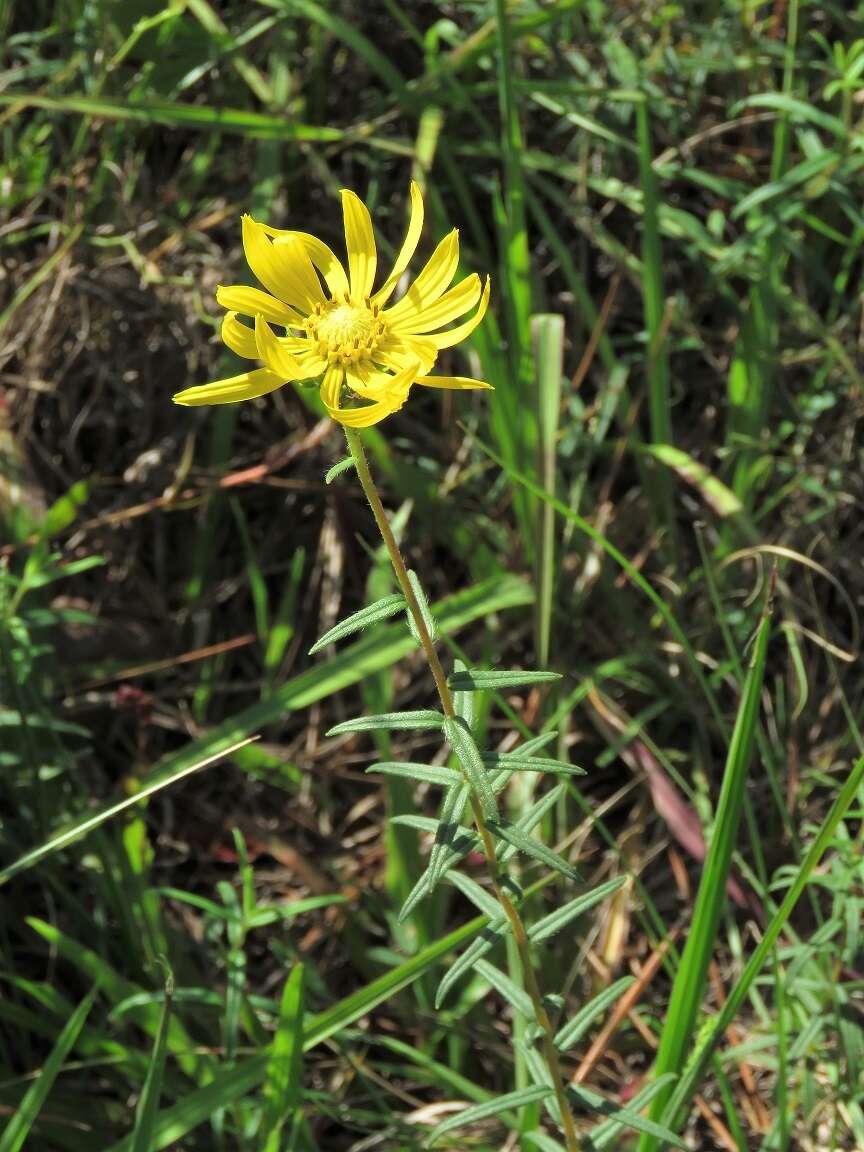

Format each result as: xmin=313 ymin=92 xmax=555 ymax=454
xmin=173 ymin=183 xmax=491 ymax=427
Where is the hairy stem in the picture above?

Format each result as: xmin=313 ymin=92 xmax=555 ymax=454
xmin=344 ymin=427 xmax=580 ymax=1152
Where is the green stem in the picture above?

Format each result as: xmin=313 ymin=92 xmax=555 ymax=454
xmin=344 ymin=427 xmax=580 ymax=1152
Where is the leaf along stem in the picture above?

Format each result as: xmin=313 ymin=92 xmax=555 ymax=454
xmin=344 ymin=427 xmax=581 ymax=1152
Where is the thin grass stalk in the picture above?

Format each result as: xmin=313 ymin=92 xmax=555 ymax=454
xmin=343 ymin=426 xmax=581 ymax=1152
xmin=638 ymin=595 xmax=773 ymax=1151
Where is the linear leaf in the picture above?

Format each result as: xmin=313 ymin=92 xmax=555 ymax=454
xmin=590 ymin=1074 xmax=676 ymax=1150
xmin=309 ymin=594 xmax=406 ymax=653
xmin=474 ymin=959 xmax=535 ymax=1020
xmin=482 ymin=753 xmax=585 ymax=777
xmin=568 ymin=1083 xmax=687 ymax=1149
xmin=324 ymin=456 xmax=356 ymax=484
xmin=427 ymin=782 xmax=472 ymax=894
xmin=436 ymin=923 xmax=509 ymax=1008
xmin=498 ymin=784 xmax=566 ymax=865
xmin=327 ymin=709 xmax=444 ymax=735
xmin=491 ymin=817 xmax=578 ymax=881
xmin=446 ymin=871 xmax=504 ymax=921
xmin=0 ymin=985 xmax=97 ymax=1152
xmin=367 ymin=762 xmax=460 ymax=786
xmin=105 ymin=916 xmax=488 ymax=1151
xmin=554 ymin=976 xmax=635 ymax=1051
xmin=130 ymin=974 xmax=173 ymax=1152
xmin=529 ymin=877 xmax=626 ymax=944
xmin=261 ymin=964 xmax=304 ymax=1152
xmin=447 ymin=669 xmax=562 ymax=691
xmin=428 ymin=1084 xmax=553 ymax=1144
xmin=406 ymin=569 xmax=438 ymax=643
xmin=445 ymin=715 xmax=498 ymax=820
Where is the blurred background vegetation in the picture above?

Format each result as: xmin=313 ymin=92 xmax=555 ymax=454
xmin=1 ymin=0 xmax=863 ymax=1148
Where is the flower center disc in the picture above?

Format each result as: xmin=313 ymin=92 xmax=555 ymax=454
xmin=309 ymin=302 xmax=385 ymax=365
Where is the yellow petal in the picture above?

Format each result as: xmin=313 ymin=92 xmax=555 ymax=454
xmin=371 ymin=181 xmax=425 ymax=307
xmin=221 ymin=312 xmax=258 ymax=359
xmin=423 ymin=276 xmax=490 ymax=348
xmin=325 ymin=361 xmax=418 ymax=427
xmin=375 ymin=335 xmax=437 ymax=376
xmin=320 ymin=363 xmax=344 ymax=410
xmin=341 ymin=190 xmax=377 ymax=301
xmin=254 ymin=315 xmax=307 ymax=379
xmin=415 ymin=374 xmax=493 ymax=391
xmin=242 ymin=216 xmax=325 ymax=313
xmin=391 ymin=273 xmax=482 ymax=335
xmin=383 ymin=229 xmax=459 ymax=323
xmin=216 ymin=284 xmax=303 ymax=327
xmin=257 ymin=224 xmax=350 ymax=300
xmin=173 ymin=368 xmax=286 ymax=407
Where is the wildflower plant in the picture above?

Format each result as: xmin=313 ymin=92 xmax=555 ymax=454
xmin=175 ymin=184 xmax=683 ymax=1150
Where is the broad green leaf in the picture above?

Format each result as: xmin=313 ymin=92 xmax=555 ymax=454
xmin=309 ymin=594 xmax=406 ymax=653
xmin=427 ymin=1084 xmax=552 ymax=1144
xmin=554 ymin=976 xmax=635 ymax=1051
xmin=447 ymin=669 xmax=562 ymax=691
xmin=327 ymin=709 xmax=444 ymax=735
xmin=0 ymin=985 xmax=97 ymax=1152
xmin=444 ymin=714 xmax=498 ymax=820
xmin=529 ymin=877 xmax=626 ymax=944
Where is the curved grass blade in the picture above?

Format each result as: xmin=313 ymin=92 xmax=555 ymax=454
xmin=309 ymin=594 xmax=406 ymax=654
xmin=0 ymin=984 xmax=97 ymax=1152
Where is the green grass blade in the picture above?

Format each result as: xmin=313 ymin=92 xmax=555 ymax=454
xmin=638 ymin=602 xmax=773 ymax=1151
xmin=0 ymin=984 xmax=97 ymax=1152
xmin=130 ymin=972 xmax=173 ymax=1152
xmin=262 ymin=964 xmax=305 ymax=1152
xmin=533 ymin=313 xmax=564 ymax=667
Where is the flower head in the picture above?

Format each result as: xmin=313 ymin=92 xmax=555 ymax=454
xmin=173 ymin=183 xmax=491 ymax=427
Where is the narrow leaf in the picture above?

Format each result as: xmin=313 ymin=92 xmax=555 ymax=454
xmin=428 ymin=1085 xmax=553 ymax=1143
xmin=555 ymin=976 xmax=635 ymax=1051
xmin=446 ymin=871 xmax=504 ymax=921
xmin=427 ymin=782 xmax=472 ymax=894
xmin=327 ymin=709 xmax=444 ymax=735
xmin=569 ymin=1083 xmax=687 ymax=1149
xmin=447 ymin=669 xmax=562 ymax=691
xmin=0 ymin=985 xmax=97 ymax=1152
xmin=445 ymin=714 xmax=498 ymax=820
xmin=324 ymin=456 xmax=356 ymax=484
xmin=482 ymin=753 xmax=585 ymax=777
xmin=498 ymin=784 xmax=566 ymax=865
xmin=367 ymin=762 xmax=460 ymax=787
xmin=436 ymin=923 xmax=509 ymax=1008
xmin=406 ymin=569 xmax=438 ymax=643
xmin=309 ymin=594 xmax=406 ymax=654
xmin=262 ymin=964 xmax=304 ymax=1151
xmin=475 ymin=959 xmax=535 ymax=1020
xmin=490 ymin=816 xmax=579 ymax=881
xmin=529 ymin=877 xmax=626 ymax=944
xmin=131 ymin=973 xmax=173 ymax=1152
